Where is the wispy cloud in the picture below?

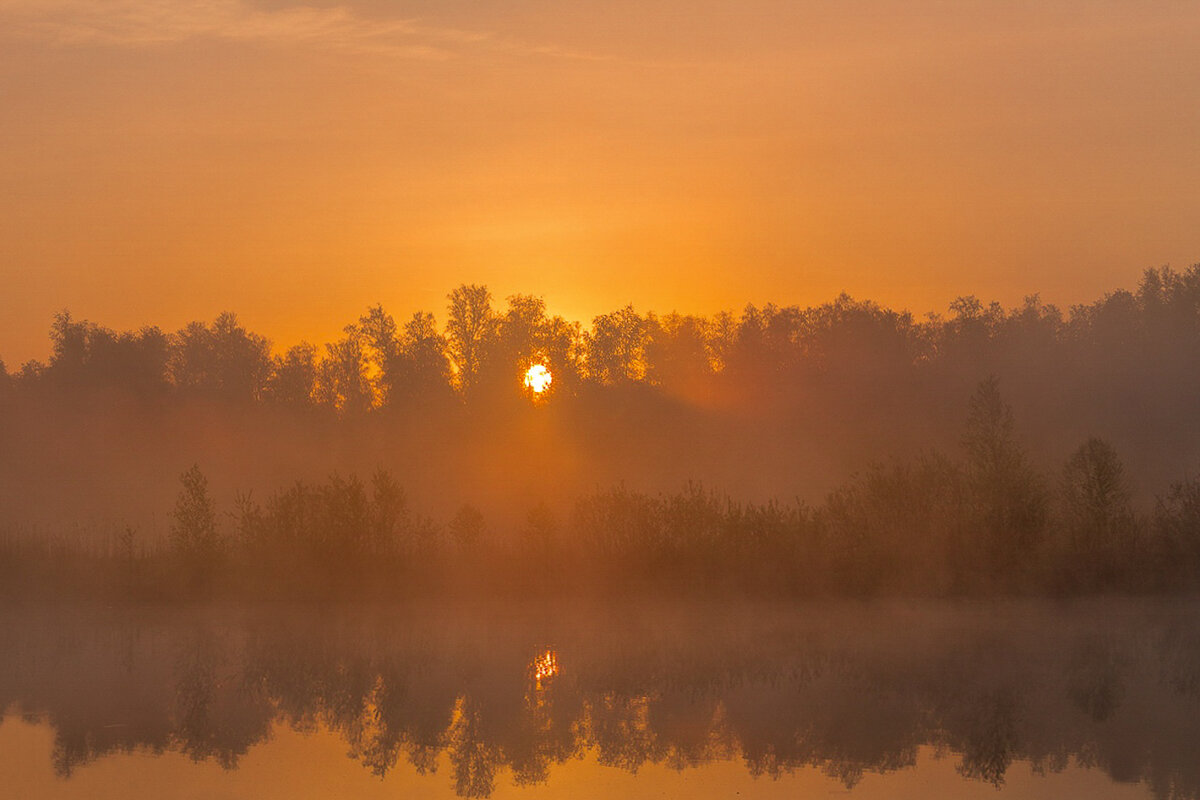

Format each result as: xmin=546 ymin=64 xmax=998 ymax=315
xmin=0 ymin=0 xmax=603 ymax=61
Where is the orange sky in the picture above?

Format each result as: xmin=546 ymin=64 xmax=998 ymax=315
xmin=2 ymin=0 xmax=1198 ymax=363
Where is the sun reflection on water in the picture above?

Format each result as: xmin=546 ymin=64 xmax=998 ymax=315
xmin=531 ymin=649 xmax=559 ymax=688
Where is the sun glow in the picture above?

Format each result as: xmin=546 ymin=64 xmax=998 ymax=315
xmin=524 ymin=364 xmax=552 ymax=394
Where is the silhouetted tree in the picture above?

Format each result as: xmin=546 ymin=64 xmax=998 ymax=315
xmin=357 ymin=304 xmax=399 ymax=403
xmin=704 ymin=310 xmax=738 ymax=372
xmin=170 ymin=465 xmax=222 ymax=590
xmin=962 ymin=377 xmax=1047 ymax=581
xmin=170 ymin=312 xmax=270 ymax=402
xmin=49 ymin=310 xmax=89 ymax=374
xmin=935 ymin=296 xmax=1005 ymax=379
xmin=16 ymin=359 xmax=45 ymax=382
xmin=796 ymin=295 xmax=920 ymax=380
xmin=314 ymin=328 xmax=373 ymax=413
xmin=644 ymin=313 xmax=711 ymax=395
xmin=1001 ymin=295 xmax=1063 ymax=354
xmin=539 ymin=314 xmax=584 ymax=393
xmin=472 ymin=295 xmax=583 ymax=398
xmin=716 ymin=303 xmax=805 ymax=394
xmin=446 ymin=285 xmax=496 ymax=394
xmin=586 ymin=305 xmax=646 ymax=383
xmin=265 ymin=342 xmax=317 ymax=407
xmin=385 ymin=311 xmax=453 ymax=404
xmin=1154 ymin=475 xmax=1200 ymax=589
xmin=46 ymin=311 xmax=170 ymax=396
xmin=498 ymin=295 xmax=546 ymax=362
xmin=1059 ymin=438 xmax=1138 ymax=589
xmin=480 ymin=294 xmax=550 ymax=396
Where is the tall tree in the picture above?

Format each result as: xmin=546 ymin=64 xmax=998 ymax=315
xmin=962 ymin=377 xmax=1048 ymax=578
xmin=644 ymin=312 xmax=712 ymax=393
xmin=1060 ymin=437 xmax=1136 ymax=587
xmin=314 ymin=328 xmax=374 ymax=413
xmin=585 ymin=305 xmax=646 ymax=384
xmin=1154 ymin=474 xmax=1200 ymax=588
xmin=170 ymin=465 xmax=222 ymax=589
xmin=539 ymin=314 xmax=583 ymax=392
xmin=445 ymin=285 xmax=496 ymax=394
xmin=49 ymin=310 xmax=90 ymax=375
xmin=357 ymin=304 xmax=399 ymax=403
xmin=46 ymin=311 xmax=170 ymax=396
xmin=169 ymin=312 xmax=271 ymax=402
xmin=387 ymin=312 xmax=453 ymax=404
xmin=266 ymin=342 xmax=318 ymax=408
xmin=497 ymin=295 xmax=546 ymax=364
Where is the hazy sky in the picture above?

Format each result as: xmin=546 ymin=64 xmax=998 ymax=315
xmin=2 ymin=0 xmax=1198 ymax=363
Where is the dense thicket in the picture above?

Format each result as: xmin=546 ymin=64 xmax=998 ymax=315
xmin=3 ymin=374 xmax=1198 ymax=599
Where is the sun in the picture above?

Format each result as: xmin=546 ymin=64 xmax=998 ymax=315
xmin=524 ymin=363 xmax=552 ymax=394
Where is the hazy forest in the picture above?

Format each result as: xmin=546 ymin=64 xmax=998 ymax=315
xmin=2 ymin=266 xmax=1200 ymax=598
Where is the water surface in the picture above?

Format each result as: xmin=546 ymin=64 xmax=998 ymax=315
xmin=1 ymin=600 xmax=1197 ymax=799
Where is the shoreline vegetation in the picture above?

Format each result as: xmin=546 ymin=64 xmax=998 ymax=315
xmin=1 ymin=266 xmax=1199 ymax=600
xmin=2 ymin=375 xmax=1198 ymax=601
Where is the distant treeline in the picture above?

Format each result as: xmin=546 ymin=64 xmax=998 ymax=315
xmin=2 ymin=266 xmax=1200 ymax=415
xmin=2 ymin=377 xmax=1198 ymax=600
xmin=2 ymin=265 xmax=1200 ymax=553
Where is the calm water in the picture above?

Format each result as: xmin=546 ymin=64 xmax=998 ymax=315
xmin=1 ymin=600 xmax=1197 ymax=799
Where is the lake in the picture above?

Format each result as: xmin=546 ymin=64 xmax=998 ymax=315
xmin=1 ymin=599 xmax=1197 ymax=799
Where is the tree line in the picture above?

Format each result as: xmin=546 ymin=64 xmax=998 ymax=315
xmin=2 ymin=264 xmax=1200 ymax=587
xmin=153 ymin=376 xmax=1200 ymax=597
xmin=2 ymin=265 xmax=1199 ymax=415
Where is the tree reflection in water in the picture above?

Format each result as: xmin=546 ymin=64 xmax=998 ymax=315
xmin=0 ymin=601 xmax=1198 ymax=799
